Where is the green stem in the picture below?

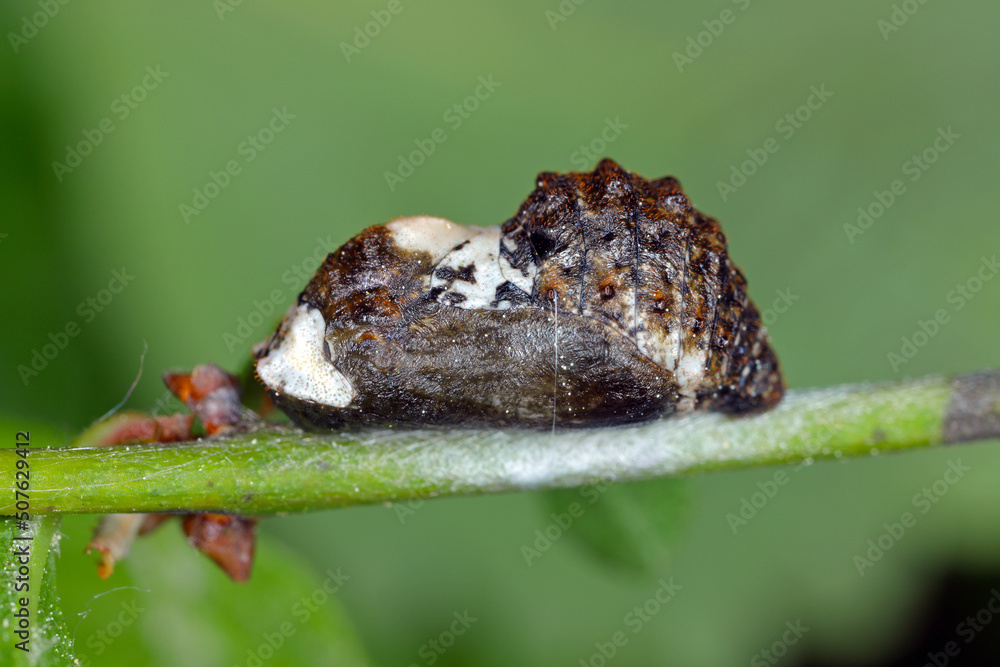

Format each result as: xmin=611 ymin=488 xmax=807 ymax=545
xmin=2 ymin=370 xmax=998 ymax=516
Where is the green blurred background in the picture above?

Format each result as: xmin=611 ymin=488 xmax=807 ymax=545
xmin=2 ymin=0 xmax=999 ymax=664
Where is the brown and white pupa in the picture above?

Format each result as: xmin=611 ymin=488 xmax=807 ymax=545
xmin=254 ymin=159 xmax=784 ymax=430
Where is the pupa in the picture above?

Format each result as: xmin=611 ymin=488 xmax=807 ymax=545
xmin=254 ymin=159 xmax=783 ymax=430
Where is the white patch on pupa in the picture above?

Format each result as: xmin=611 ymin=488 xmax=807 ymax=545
xmin=676 ymin=346 xmax=708 ymax=405
xmin=256 ymin=304 xmax=355 ymax=408
xmin=385 ymin=216 xmax=473 ymax=258
xmin=673 ymin=227 xmax=708 ymax=404
xmin=635 ymin=324 xmax=673 ymax=369
xmin=634 ymin=278 xmax=678 ymax=370
xmin=613 ymin=282 xmax=640 ymax=340
xmin=388 ymin=217 xmax=536 ymax=310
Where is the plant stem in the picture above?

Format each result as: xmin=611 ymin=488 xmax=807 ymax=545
xmin=2 ymin=370 xmax=998 ymax=516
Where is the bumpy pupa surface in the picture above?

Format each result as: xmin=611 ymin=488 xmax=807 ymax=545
xmin=255 ymin=158 xmax=784 ymax=430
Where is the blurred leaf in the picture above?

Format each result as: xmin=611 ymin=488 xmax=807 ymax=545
xmin=116 ymin=520 xmax=373 ymax=667
xmin=0 ymin=416 xmax=69 ymax=450
xmin=542 ymin=477 xmax=692 ymax=575
xmin=1 ymin=516 xmax=75 ymax=667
